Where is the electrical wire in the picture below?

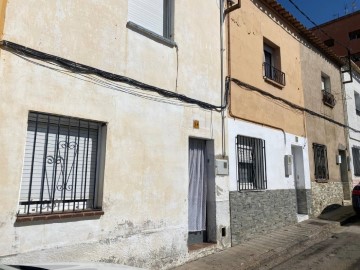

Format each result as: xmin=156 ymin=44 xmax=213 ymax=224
xmin=0 ymin=40 xmax=229 ymax=112
xmin=286 ymin=0 xmax=353 ymax=52
xmin=229 ymin=77 xmax=360 ymax=133
xmin=11 ymin=50 xmax=199 ymax=108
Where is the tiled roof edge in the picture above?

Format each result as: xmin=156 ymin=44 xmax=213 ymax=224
xmin=260 ymin=0 xmax=345 ymax=67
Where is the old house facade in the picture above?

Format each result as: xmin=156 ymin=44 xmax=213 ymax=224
xmin=300 ymin=39 xmax=350 ymax=217
xmin=0 ymin=0 xmax=356 ymax=268
xmin=226 ymin=0 xmax=311 ymax=245
xmin=0 ymin=0 xmax=230 ymax=268
xmin=226 ymin=0 xmax=352 ymax=244
xmin=343 ymin=63 xmax=360 ymax=187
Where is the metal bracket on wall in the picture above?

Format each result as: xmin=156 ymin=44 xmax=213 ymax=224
xmin=341 ymin=49 xmax=353 ymax=84
xmin=225 ymin=0 xmax=241 ymax=16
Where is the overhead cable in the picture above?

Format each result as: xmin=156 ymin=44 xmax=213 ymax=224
xmin=229 ymin=77 xmax=360 ymax=133
xmin=286 ymin=0 xmax=352 ymax=52
xmin=0 ymin=40 xmax=228 ymax=112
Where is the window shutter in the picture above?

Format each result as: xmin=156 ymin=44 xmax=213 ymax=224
xmin=128 ymin=0 xmax=164 ymax=36
xmin=19 ymin=113 xmax=99 ymax=214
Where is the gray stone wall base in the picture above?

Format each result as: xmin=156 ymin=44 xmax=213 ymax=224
xmin=296 ymin=189 xmax=312 ymax=215
xmin=229 ymin=189 xmax=298 ymax=246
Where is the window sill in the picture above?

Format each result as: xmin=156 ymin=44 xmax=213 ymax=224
xmin=323 ymin=101 xmax=335 ymax=108
xmin=16 ymin=210 xmax=104 ymax=223
xmin=315 ymin=179 xmax=329 ymax=183
xmin=263 ymin=76 xmax=285 ymax=89
xmin=238 ymin=189 xmax=267 ymax=192
xmin=126 ymin=21 xmax=177 ymax=48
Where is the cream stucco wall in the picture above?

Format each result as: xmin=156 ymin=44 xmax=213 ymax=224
xmin=0 ymin=1 xmax=230 ymax=268
xmin=228 ymin=0 xmax=305 ymax=137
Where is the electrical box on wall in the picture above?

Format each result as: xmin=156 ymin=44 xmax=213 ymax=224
xmin=216 ymin=159 xmax=229 ymax=175
xmin=336 ymin=155 xmax=342 ymax=164
xmin=284 ymin=155 xmax=292 ymax=177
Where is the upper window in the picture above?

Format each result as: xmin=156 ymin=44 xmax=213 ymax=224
xmin=313 ymin=143 xmax=329 ymax=181
xmin=355 ymin=92 xmax=360 ymax=116
xmin=349 ymin=29 xmax=360 ymax=40
xmin=351 ymin=52 xmax=360 ymax=63
xmin=352 ymin=147 xmax=360 ymax=176
xmin=236 ymin=135 xmax=267 ymax=191
xmin=324 ymin=38 xmax=335 ymax=47
xmin=321 ymin=74 xmax=336 ymax=108
xmin=18 ymin=112 xmax=105 ymax=216
xmin=321 ymin=74 xmax=331 ymax=92
xmin=128 ymin=0 xmax=174 ymax=39
xmin=263 ymin=40 xmax=285 ymax=87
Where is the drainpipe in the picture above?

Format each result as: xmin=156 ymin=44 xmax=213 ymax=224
xmin=220 ymin=0 xmax=241 ymax=158
xmin=340 ymin=66 xmax=353 ymax=195
xmin=220 ymin=0 xmax=225 ymax=157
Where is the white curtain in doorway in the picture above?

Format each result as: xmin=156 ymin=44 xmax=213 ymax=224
xmin=188 ymin=139 xmax=207 ymax=232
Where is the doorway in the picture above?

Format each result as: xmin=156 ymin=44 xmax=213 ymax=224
xmin=291 ymin=145 xmax=307 ymax=214
xmin=339 ymin=150 xmax=350 ymax=200
xmin=188 ymin=138 xmax=212 ymax=245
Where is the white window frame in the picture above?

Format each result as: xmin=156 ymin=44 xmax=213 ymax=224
xmin=128 ymin=0 xmax=174 ymax=40
xmin=321 ymin=73 xmax=331 ymax=93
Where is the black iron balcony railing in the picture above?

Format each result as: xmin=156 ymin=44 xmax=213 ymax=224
xmin=322 ymin=90 xmax=336 ymax=108
xmin=263 ymin=62 xmax=286 ymax=86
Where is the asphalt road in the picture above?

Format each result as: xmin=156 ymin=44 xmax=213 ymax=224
xmin=269 ymin=216 xmax=360 ymax=270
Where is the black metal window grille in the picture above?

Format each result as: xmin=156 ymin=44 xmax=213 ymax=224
xmin=18 ymin=112 xmax=103 ymax=216
xmin=263 ymin=62 xmax=286 ymax=86
xmin=352 ymin=147 xmax=360 ymax=176
xmin=236 ymin=135 xmax=267 ymax=190
xmin=322 ymin=90 xmax=336 ymax=108
xmin=313 ymin=143 xmax=329 ymax=181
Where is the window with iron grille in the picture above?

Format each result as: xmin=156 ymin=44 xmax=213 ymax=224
xmin=236 ymin=135 xmax=267 ymax=190
xmin=313 ymin=143 xmax=329 ymax=181
xmin=18 ymin=112 xmax=105 ymax=216
xmin=263 ymin=40 xmax=285 ymax=87
xmin=352 ymin=147 xmax=360 ymax=176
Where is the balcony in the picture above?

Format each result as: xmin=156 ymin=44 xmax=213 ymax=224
xmin=322 ymin=90 xmax=336 ymax=108
xmin=263 ymin=62 xmax=286 ymax=87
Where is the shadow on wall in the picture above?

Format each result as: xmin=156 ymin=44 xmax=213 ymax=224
xmin=320 ymin=204 xmax=342 ymax=215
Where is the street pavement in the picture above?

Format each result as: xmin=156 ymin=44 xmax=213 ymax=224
xmin=268 ymin=216 xmax=360 ymax=270
xmin=173 ymin=210 xmax=360 ymax=270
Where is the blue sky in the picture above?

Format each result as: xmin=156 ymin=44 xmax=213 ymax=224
xmin=277 ymin=0 xmax=359 ymax=28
